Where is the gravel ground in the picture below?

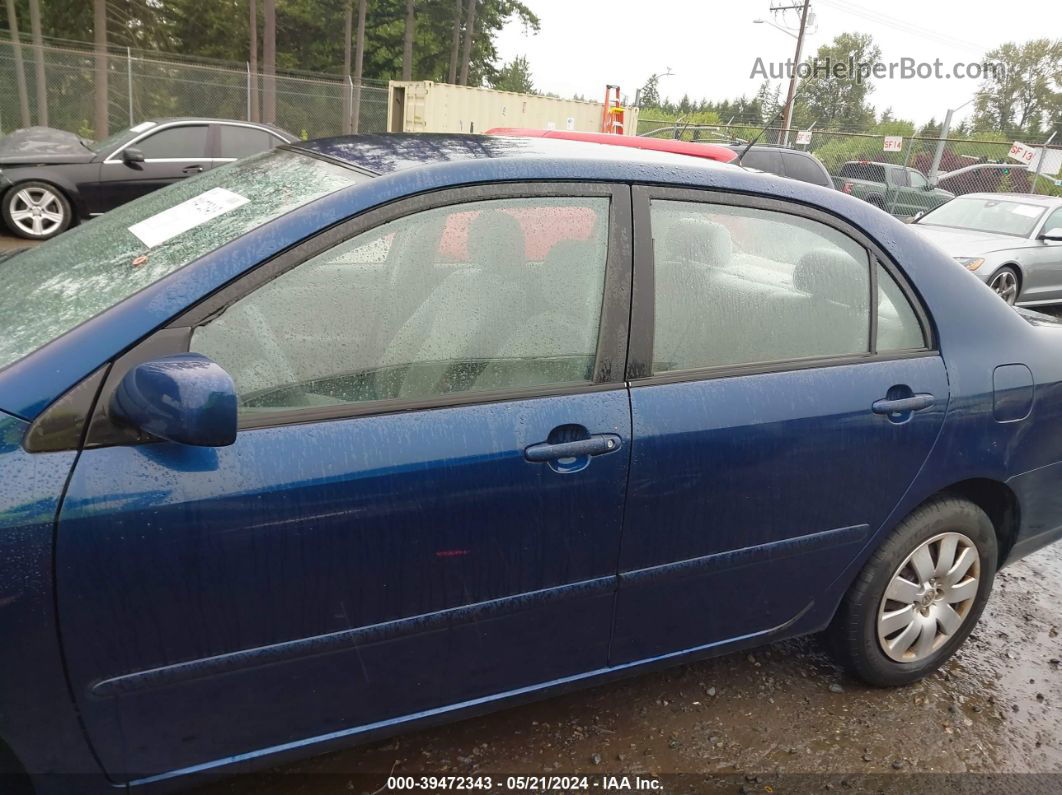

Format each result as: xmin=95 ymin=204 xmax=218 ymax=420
xmin=188 ymin=542 xmax=1062 ymax=794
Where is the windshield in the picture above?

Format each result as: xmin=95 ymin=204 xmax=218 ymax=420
xmin=0 ymin=148 xmax=364 ymax=372
xmin=917 ymin=196 xmax=1046 ymax=237
xmin=88 ymin=120 xmax=162 ymax=153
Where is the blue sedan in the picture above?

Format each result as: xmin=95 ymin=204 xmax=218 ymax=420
xmin=1 ymin=134 xmax=1061 ymax=793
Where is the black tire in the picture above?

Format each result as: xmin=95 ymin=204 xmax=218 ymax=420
xmin=828 ymin=496 xmax=997 ymax=686
xmin=987 ymin=265 xmax=1021 ymax=306
xmin=2 ymin=181 xmax=72 ymax=240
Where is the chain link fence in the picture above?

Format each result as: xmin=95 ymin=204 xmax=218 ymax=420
xmin=638 ymin=119 xmax=1062 ymax=208
xmin=0 ymin=38 xmax=389 ymax=140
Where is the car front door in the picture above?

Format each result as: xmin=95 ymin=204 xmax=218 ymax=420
xmin=610 ymin=187 xmax=948 ymax=663
xmin=1021 ymin=207 xmax=1062 ymax=303
xmin=95 ymin=123 xmax=212 ymax=210
xmin=55 ymin=184 xmax=633 ymax=782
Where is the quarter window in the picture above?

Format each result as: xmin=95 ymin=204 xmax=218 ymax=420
xmin=650 ymin=199 xmax=872 ymax=373
xmin=191 ymin=196 xmax=610 ymax=418
xmin=135 ymin=125 xmax=209 ymax=159
xmin=877 ymin=263 xmax=926 ymax=351
xmin=218 ymin=125 xmax=282 ymax=159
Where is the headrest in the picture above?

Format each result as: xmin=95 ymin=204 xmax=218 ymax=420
xmin=467 ymin=210 xmax=525 ymax=271
xmin=793 ymin=248 xmax=868 ymax=309
xmin=660 ymin=218 xmax=733 ymax=269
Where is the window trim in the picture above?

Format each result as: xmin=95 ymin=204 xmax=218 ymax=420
xmin=627 ymin=185 xmax=935 ymax=385
xmin=99 ymin=181 xmax=636 ymax=433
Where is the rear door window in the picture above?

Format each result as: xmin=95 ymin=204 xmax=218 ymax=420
xmin=887 ymin=168 xmax=908 ymax=187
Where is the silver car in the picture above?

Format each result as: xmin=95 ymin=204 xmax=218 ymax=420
xmin=911 ymin=193 xmax=1062 ymax=305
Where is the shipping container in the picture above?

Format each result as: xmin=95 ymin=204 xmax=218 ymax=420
xmin=387 ymin=81 xmax=639 ymax=137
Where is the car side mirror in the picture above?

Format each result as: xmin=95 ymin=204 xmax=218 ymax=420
xmin=122 ymin=147 xmax=145 ymax=166
xmin=1039 ymin=227 xmax=1062 ymax=243
xmin=111 ymin=354 xmax=238 ymax=447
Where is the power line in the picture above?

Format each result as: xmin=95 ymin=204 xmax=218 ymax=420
xmin=815 ymin=0 xmax=991 ymax=54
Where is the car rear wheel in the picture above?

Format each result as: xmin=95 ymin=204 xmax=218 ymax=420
xmin=988 ymin=266 xmax=1020 ymax=305
xmin=828 ymin=497 xmax=997 ymax=686
xmin=2 ymin=181 xmax=72 ymax=240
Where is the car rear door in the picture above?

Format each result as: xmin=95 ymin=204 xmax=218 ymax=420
xmin=55 ymin=183 xmax=633 ymax=783
xmin=95 ymin=123 xmax=212 ymax=209
xmin=610 ymin=187 xmax=948 ymax=663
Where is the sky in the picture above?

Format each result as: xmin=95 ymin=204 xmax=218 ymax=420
xmin=494 ymin=0 xmax=1059 ymax=128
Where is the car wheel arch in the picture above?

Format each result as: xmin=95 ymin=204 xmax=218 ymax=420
xmin=990 ymin=261 xmax=1023 ymax=284
xmin=3 ymin=177 xmax=82 ymax=224
xmin=940 ymin=478 xmax=1020 ymax=566
xmin=816 ymin=477 xmax=1019 ymax=630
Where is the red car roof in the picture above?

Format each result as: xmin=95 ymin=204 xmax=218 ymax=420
xmin=486 ymin=128 xmax=737 ymax=164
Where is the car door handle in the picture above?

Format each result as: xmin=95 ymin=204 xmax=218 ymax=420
xmin=524 ymin=434 xmax=621 ymax=462
xmin=872 ymin=394 xmax=935 ymax=415
xmin=182 ymin=165 xmax=204 ymax=174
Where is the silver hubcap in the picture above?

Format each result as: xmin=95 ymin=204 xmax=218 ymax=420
xmin=9 ymin=187 xmax=64 ymax=237
xmin=990 ymin=270 xmax=1018 ymax=304
xmin=877 ymin=532 xmax=980 ymax=663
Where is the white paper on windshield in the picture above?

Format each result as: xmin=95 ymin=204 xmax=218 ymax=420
xmin=1011 ymin=205 xmax=1042 ymax=218
xmin=129 ymin=121 xmax=156 ymax=133
xmin=128 ymin=187 xmax=249 ymax=248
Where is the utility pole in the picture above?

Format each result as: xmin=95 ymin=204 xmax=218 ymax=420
xmin=775 ymin=0 xmax=810 ymax=146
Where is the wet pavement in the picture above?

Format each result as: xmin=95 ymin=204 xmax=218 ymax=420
xmin=191 ymin=541 xmax=1062 ymax=794
xmin=0 ymin=231 xmax=37 ymax=253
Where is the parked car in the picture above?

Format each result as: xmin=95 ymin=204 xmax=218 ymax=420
xmin=935 ymin=162 xmax=1034 ymax=196
xmin=833 ymin=160 xmax=954 ymax=218
xmin=910 ymin=193 xmax=1062 ymax=305
xmin=487 ymin=127 xmax=737 ymax=162
xmin=723 ymin=143 xmax=834 ymax=188
xmin=3 ymin=133 xmax=1062 ymax=793
xmin=0 ymin=118 xmax=296 ymax=240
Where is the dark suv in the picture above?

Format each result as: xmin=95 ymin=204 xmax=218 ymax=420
xmin=725 ymin=144 xmax=834 ymax=189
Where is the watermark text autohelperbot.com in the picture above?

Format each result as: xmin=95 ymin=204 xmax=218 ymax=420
xmin=751 ymin=56 xmax=1005 ymax=82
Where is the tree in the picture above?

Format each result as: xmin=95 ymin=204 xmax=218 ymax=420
xmin=973 ymin=39 xmax=1062 ymax=138
xmin=458 ymin=0 xmax=476 ymax=85
xmin=93 ymin=0 xmax=108 ymax=137
xmin=638 ymin=74 xmax=660 ymax=108
xmin=447 ymin=0 xmax=461 ymax=83
xmin=351 ymin=0 xmax=367 ymax=130
xmin=249 ymin=0 xmax=259 ymax=122
xmin=402 ymin=0 xmax=415 ymax=80
xmin=262 ymin=0 xmax=276 ymax=123
xmin=29 ymin=0 xmax=47 ymax=126
xmin=5 ymin=0 xmax=31 ymax=128
xmin=490 ymin=54 xmax=533 ymax=93
xmin=793 ymin=32 xmax=879 ymax=130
